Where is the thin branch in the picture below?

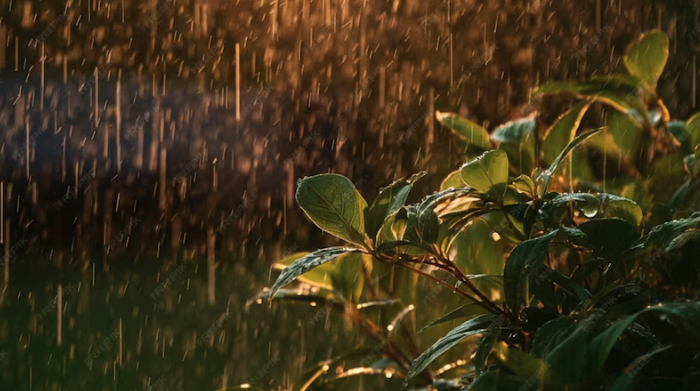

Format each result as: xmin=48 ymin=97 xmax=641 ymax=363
xmin=374 ymin=252 xmax=501 ymax=316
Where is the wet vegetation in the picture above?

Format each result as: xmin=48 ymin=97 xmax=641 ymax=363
xmin=262 ymin=30 xmax=700 ymax=390
xmin=1 ymin=0 xmax=700 ymax=390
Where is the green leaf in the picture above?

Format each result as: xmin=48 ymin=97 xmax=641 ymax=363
xmin=585 ymin=128 xmax=631 ymax=175
xmin=493 ymin=341 xmax=550 ymax=380
xmin=480 ymin=209 xmax=525 ymax=243
xmin=403 ymin=205 xmax=440 ymax=246
xmin=539 ymin=128 xmax=603 ymax=195
xmin=534 ymin=75 xmax=641 ymax=99
xmin=365 ymin=172 xmax=425 ymax=241
xmin=503 ymin=230 xmax=558 ymax=313
xmin=606 ymin=374 xmax=635 ymax=391
xmin=685 ymin=111 xmax=700 ymax=149
xmin=543 ymin=100 xmax=592 ymax=165
xmin=491 ymin=118 xmax=536 ymax=145
xmin=586 ymin=315 xmax=643 ymax=373
xmin=436 ymin=111 xmax=493 ymax=150
xmin=468 ymin=371 xmax=531 ymax=391
xmin=544 ymin=324 xmax=589 ymax=383
xmin=490 ymin=118 xmax=537 ymax=177
xmin=419 ymin=303 xmax=491 ymax=333
xmin=544 ymin=302 xmax=700 ymax=384
xmin=451 ymin=219 xmax=507 ymax=277
xmin=606 ymin=345 xmax=672 ymax=391
xmin=273 ymin=251 xmax=333 ymax=290
xmin=607 ymin=110 xmax=643 ymax=162
xmin=499 ymin=143 xmax=535 ymax=178
xmin=534 ymin=79 xmax=650 ymax=127
xmin=530 ymin=316 xmax=578 ymax=358
xmin=511 ymin=175 xmax=536 ymax=196
xmin=537 ymin=192 xmax=600 ymax=227
xmin=407 ymin=314 xmax=497 ymax=381
xmin=669 ymin=176 xmax=700 ymax=210
xmin=624 ymin=29 xmax=669 ymax=90
xmin=441 ymin=169 xmax=465 ymax=190
xmin=296 ymin=174 xmax=369 ymax=245
xmin=473 ymin=332 xmax=500 ymax=375
xmin=630 ymin=212 xmax=700 ymax=253
xmin=547 ymin=270 xmax=592 ymax=303
xmin=598 ymin=194 xmax=643 ymax=226
xmin=503 ymin=188 xmax=532 ymax=206
xmin=577 ymin=218 xmax=640 ymax=258
xmin=460 ymin=150 xmax=509 ymax=197
xmin=684 ymin=153 xmax=700 ymax=176
xmin=581 ymin=280 xmax=625 ymax=312
xmin=667 ymin=120 xmax=690 ymax=146
xmin=270 ymin=247 xmax=359 ymax=296
xmin=665 ymin=230 xmax=700 ymax=252
xmin=377 ymin=212 xmax=400 ymax=245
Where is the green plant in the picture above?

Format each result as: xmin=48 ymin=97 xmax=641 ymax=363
xmin=243 ymin=30 xmax=700 ymax=391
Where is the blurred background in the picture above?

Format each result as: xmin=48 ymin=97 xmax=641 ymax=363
xmin=0 ymin=0 xmax=698 ymax=389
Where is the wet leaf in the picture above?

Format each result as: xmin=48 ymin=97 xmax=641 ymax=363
xmin=493 ymin=341 xmax=549 ymax=381
xmin=685 ymin=111 xmax=700 ymax=149
xmin=534 ymin=78 xmax=650 ymax=127
xmin=296 ymin=174 xmax=369 ymax=246
xmin=270 ymin=247 xmax=359 ymax=297
xmin=365 ymin=172 xmax=425 ymax=242
xmin=491 ymin=118 xmax=536 ymax=146
xmin=419 ymin=303 xmax=491 ymax=333
xmin=403 ymin=205 xmax=440 ymax=246
xmin=530 ymin=316 xmax=578 ymax=358
xmin=436 ymin=111 xmax=493 ymax=150
xmin=547 ymin=270 xmax=592 ymax=303
xmin=539 ymin=128 xmax=602 ymax=195
xmin=511 ymin=175 xmax=536 ymax=196
xmin=503 ymin=230 xmax=558 ymax=313
xmin=468 ymin=371 xmax=530 ymax=391
xmin=406 ymin=313 xmax=497 ymax=381
xmin=441 ymin=169 xmax=465 ymax=190
xmin=273 ymin=251 xmax=333 ymax=290
xmin=543 ymin=100 xmax=592 ymax=165
xmin=473 ymin=332 xmax=499 ymax=375
xmin=598 ymin=194 xmax=643 ymax=227
xmin=667 ymin=120 xmax=690 ymax=146
xmin=624 ymin=29 xmax=669 ymax=90
xmin=460 ymin=150 xmax=509 ymax=198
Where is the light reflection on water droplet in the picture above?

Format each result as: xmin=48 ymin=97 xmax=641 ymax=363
xmin=581 ymin=203 xmax=598 ymax=218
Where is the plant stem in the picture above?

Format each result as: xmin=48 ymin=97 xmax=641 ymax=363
xmin=374 ymin=252 xmax=502 ymax=316
xmin=442 ymin=260 xmax=512 ymax=319
xmin=362 ymin=260 xmax=381 ymax=301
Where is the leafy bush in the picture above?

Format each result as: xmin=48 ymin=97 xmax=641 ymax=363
xmin=244 ymin=29 xmax=700 ymax=391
